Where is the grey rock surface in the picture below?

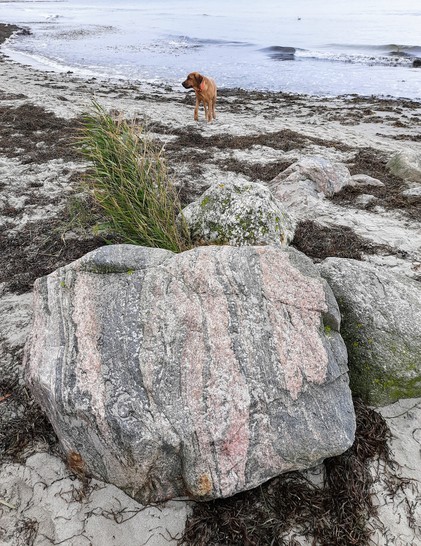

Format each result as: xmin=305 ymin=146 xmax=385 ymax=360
xmin=270 ymin=156 xmax=353 ymax=204
xmin=319 ymin=258 xmax=421 ymax=406
xmin=25 ymin=244 xmax=355 ymax=503
xmin=387 ymin=149 xmax=421 ymax=183
xmin=181 ymin=180 xmax=295 ymax=246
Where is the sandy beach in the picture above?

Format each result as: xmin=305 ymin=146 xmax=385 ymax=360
xmin=1 ymin=21 xmax=421 ymax=546
xmin=1 ymin=33 xmax=421 ymax=292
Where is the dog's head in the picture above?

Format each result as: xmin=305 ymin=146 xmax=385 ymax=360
xmin=182 ymin=72 xmax=203 ymax=90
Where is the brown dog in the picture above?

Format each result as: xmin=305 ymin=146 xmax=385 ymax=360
xmin=182 ymin=72 xmax=217 ymax=122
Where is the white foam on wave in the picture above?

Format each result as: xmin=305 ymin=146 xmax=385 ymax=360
xmin=43 ymin=14 xmax=60 ymax=21
xmin=296 ymin=49 xmax=414 ymax=66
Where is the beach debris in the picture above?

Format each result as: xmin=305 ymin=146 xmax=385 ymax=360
xmin=0 ymin=499 xmax=16 ymax=510
xmin=292 ymin=220 xmax=395 ymax=262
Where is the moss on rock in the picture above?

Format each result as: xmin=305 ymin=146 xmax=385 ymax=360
xmin=181 ymin=180 xmax=295 ymax=247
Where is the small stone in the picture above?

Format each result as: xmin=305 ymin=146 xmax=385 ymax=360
xmin=387 ymin=150 xmax=421 ymax=183
xmin=350 ymin=174 xmax=385 ymax=187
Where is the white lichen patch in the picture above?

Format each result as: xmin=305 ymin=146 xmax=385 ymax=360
xmin=181 ymin=180 xmax=295 ymax=246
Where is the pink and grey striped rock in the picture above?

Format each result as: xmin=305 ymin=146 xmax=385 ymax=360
xmin=24 ymin=244 xmax=355 ymax=503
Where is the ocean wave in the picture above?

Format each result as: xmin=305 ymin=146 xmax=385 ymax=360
xmin=329 ymin=43 xmax=421 ymax=56
xmin=261 ymin=43 xmax=419 ymax=66
xmin=196 ymin=37 xmax=253 ymax=47
xmin=260 ymin=46 xmax=296 ymax=60
xmin=107 ymin=36 xmax=202 ymax=56
xmin=131 ymin=35 xmax=253 ymax=56
xmin=296 ymin=49 xmax=415 ymax=66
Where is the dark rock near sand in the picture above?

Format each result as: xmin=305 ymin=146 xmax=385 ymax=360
xmin=320 ymin=258 xmax=421 ymax=406
xmin=413 ymin=58 xmax=421 ymax=68
xmin=25 ymin=244 xmax=355 ymax=503
xmin=0 ymin=24 xmax=30 ymax=47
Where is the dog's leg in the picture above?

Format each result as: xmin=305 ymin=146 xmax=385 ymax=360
xmin=203 ymin=101 xmax=209 ymax=122
xmin=212 ymin=98 xmax=216 ymax=120
xmin=194 ymin=97 xmax=200 ymax=121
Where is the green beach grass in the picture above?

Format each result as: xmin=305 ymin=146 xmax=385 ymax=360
xmin=79 ymin=102 xmax=190 ymax=253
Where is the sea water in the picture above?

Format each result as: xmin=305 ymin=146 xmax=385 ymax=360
xmin=1 ymin=0 xmax=420 ymax=98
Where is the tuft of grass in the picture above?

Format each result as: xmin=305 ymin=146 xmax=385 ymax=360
xmin=79 ymin=102 xmax=190 ymax=252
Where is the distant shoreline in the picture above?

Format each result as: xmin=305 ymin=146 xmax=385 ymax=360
xmin=2 ymin=20 xmax=421 ymax=101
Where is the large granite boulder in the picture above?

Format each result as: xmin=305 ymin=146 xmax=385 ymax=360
xmin=181 ymin=180 xmax=295 ymax=246
xmin=320 ymin=258 xmax=421 ymax=406
xmin=25 ymin=244 xmax=355 ymax=504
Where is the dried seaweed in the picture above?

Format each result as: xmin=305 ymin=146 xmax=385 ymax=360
xmin=179 ymin=399 xmax=393 ymax=546
xmin=0 ymin=380 xmax=58 ymax=463
xmin=0 ymin=104 xmax=82 ymax=163
xmin=332 ymin=148 xmax=421 ymax=222
xmin=292 ymin=220 xmax=400 ymax=262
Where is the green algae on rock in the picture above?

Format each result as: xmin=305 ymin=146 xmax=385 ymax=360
xmin=320 ymin=258 xmax=421 ymax=406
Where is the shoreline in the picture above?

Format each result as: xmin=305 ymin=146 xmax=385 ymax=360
xmin=2 ymin=22 xmax=421 ymax=104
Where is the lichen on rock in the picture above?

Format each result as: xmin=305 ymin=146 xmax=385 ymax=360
xmin=180 ymin=180 xmax=295 ymax=246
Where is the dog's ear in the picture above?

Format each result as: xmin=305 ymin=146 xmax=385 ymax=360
xmin=196 ymin=74 xmax=203 ymax=86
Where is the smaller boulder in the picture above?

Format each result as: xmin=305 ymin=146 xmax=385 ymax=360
xmin=270 ymin=156 xmax=353 ymax=198
xmin=269 ymin=156 xmax=355 ymax=213
xmin=181 ymin=180 xmax=295 ymax=246
xmin=413 ymin=58 xmax=421 ymax=68
xmin=386 ymin=150 xmax=421 ymax=183
xmin=402 ymin=186 xmax=421 ymax=197
xmin=350 ymin=174 xmax=384 ymax=187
